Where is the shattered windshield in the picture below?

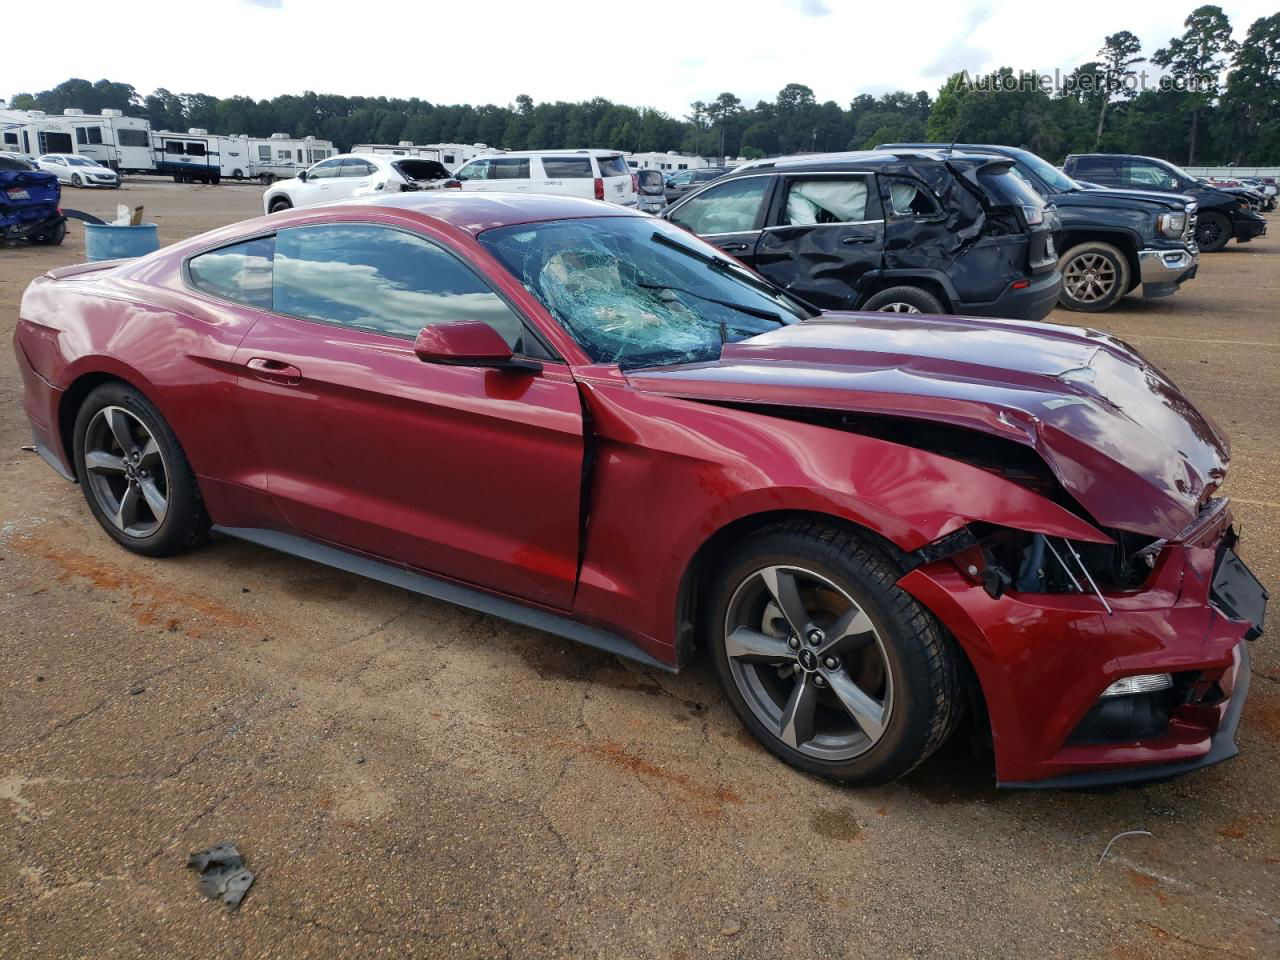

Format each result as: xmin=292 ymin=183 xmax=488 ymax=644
xmin=478 ymin=217 xmax=809 ymax=369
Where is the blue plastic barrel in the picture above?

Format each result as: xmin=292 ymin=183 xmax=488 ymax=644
xmin=84 ymin=223 xmax=160 ymax=261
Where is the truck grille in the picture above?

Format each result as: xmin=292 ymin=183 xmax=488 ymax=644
xmin=1184 ymin=201 xmax=1198 ymax=251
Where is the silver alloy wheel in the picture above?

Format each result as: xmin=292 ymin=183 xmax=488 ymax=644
xmin=724 ymin=565 xmax=893 ymax=761
xmin=83 ymin=405 xmax=169 ymax=538
xmin=877 ymin=302 xmax=922 ymax=313
xmin=1063 ymin=252 xmax=1117 ymax=303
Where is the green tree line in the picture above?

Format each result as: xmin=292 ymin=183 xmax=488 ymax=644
xmin=9 ymin=6 xmax=1278 ymax=165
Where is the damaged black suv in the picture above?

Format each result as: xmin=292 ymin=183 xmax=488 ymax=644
xmin=661 ymin=150 xmax=1062 ymax=320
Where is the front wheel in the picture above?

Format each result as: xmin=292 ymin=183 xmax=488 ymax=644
xmin=72 ymin=382 xmax=210 ymax=557
xmin=268 ymin=197 xmax=292 ymax=213
xmin=861 ymin=285 xmax=946 ymax=315
xmin=71 ymin=174 xmax=83 ymax=188
xmin=710 ymin=521 xmax=963 ymax=785
xmin=1195 ymin=211 xmax=1232 ymax=253
xmin=1058 ymin=241 xmax=1130 ymax=312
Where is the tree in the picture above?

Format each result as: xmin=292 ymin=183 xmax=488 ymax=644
xmin=1153 ymin=5 xmax=1237 ymax=164
xmin=1220 ymin=14 xmax=1280 ymax=163
xmin=1094 ymin=31 xmax=1144 ymax=148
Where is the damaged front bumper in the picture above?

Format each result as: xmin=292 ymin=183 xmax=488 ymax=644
xmin=1138 ymin=247 xmax=1198 ymax=299
xmin=1233 ymin=215 xmax=1268 ymax=243
xmin=898 ymin=503 xmax=1266 ymax=788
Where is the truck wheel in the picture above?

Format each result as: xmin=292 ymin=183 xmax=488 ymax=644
xmin=1195 ymin=212 xmax=1231 ymax=253
xmin=862 ymin=286 xmax=946 ymax=314
xmin=1058 ymin=241 xmax=1130 ymax=313
xmin=710 ymin=520 xmax=963 ymax=785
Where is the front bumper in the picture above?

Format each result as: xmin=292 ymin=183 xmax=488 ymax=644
xmin=898 ymin=504 xmax=1264 ymax=787
xmin=1233 ymin=215 xmax=1268 ymax=243
xmin=1138 ymin=247 xmax=1198 ymax=299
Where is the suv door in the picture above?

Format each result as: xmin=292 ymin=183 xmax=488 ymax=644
xmin=329 ymin=156 xmax=375 ymax=200
xmin=487 ymin=156 xmax=531 ymax=192
xmin=538 ymin=155 xmax=594 ymax=198
xmin=296 ymin=157 xmax=344 ymax=204
xmin=231 ymin=223 xmax=584 ymax=609
xmin=663 ymin=175 xmax=773 ymax=263
xmin=753 ymin=173 xmax=883 ymax=309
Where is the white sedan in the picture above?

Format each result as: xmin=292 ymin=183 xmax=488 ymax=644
xmin=37 ymin=154 xmax=120 ymax=188
xmin=263 ymin=153 xmax=452 ymax=214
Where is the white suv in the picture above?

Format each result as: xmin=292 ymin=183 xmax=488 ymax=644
xmin=448 ymin=150 xmax=637 ymax=206
xmin=263 ymin=153 xmax=452 ymax=214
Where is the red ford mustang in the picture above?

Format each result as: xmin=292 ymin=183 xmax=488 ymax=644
xmin=14 ymin=193 xmax=1267 ymax=788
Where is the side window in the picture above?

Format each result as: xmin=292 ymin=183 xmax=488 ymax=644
xmin=76 ymin=128 xmax=88 ymax=145
xmin=1072 ymin=156 xmax=1115 ymax=179
xmin=883 ymin=178 xmax=941 ymax=217
xmin=186 ymin=142 xmax=206 ymax=157
xmin=164 ymin=141 xmax=185 ymax=155
xmin=188 ymin=236 xmax=275 ymax=309
xmin=307 ymin=158 xmax=343 ymax=180
xmin=458 ymin=159 xmax=490 ymax=181
xmin=782 ymin=177 xmax=871 ymax=225
xmin=341 ymin=159 xmax=374 ymax=177
xmin=669 ymin=177 xmax=769 ymax=235
xmin=542 ymin=156 xmax=593 ymax=179
xmin=669 ymin=172 xmax=693 ymax=186
xmin=273 ymin=224 xmax=528 ymax=349
xmin=1121 ymin=160 xmax=1178 ymax=190
xmin=489 ymin=157 xmax=531 ymax=180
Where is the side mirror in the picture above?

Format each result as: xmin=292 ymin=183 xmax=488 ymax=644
xmin=298 ymin=170 xmax=308 ymax=182
xmin=413 ymin=321 xmax=540 ymax=374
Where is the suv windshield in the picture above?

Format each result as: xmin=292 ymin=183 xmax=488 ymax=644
xmin=1012 ymin=150 xmax=1078 ymax=192
xmin=479 ymin=217 xmax=809 ymax=370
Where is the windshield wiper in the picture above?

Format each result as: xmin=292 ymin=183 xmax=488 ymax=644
xmin=636 ymin=280 xmax=784 ymax=326
xmin=650 ymin=230 xmax=818 ymax=318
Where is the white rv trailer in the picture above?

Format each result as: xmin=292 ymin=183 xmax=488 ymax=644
xmin=623 ymin=151 xmax=711 ymax=172
xmin=151 ymin=128 xmax=223 ymax=183
xmin=245 ymin=133 xmax=337 ymax=182
xmin=351 ymin=141 xmax=434 ymax=158
xmin=350 ymin=142 xmax=492 ymax=171
xmin=0 ymin=110 xmax=78 ymax=159
xmin=60 ymin=109 xmax=154 ymax=173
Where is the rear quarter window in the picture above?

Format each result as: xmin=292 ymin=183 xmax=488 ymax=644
xmin=188 ymin=236 xmax=275 ymax=309
xmin=976 ymin=166 xmax=1045 ymax=210
xmin=596 ymin=155 xmax=630 ymax=178
xmin=542 ymin=157 xmax=593 ymax=178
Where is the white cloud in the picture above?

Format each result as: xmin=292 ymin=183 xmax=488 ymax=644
xmin=6 ymin=0 xmax=1276 ymax=117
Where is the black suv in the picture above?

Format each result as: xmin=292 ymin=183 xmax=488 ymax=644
xmin=661 ymin=150 xmax=1062 ymax=320
xmin=664 ymin=167 xmax=731 ymax=204
xmin=1063 ymin=154 xmax=1267 ymax=253
xmin=881 ymin=143 xmax=1199 ymax=312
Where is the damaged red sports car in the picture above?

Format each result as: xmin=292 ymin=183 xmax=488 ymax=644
xmin=14 ymin=194 xmax=1267 ymax=788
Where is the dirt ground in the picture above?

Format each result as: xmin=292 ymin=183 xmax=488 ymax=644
xmin=0 ymin=180 xmax=1277 ymax=959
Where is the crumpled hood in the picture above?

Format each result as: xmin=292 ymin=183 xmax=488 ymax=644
xmin=626 ymin=313 xmax=1229 ymax=538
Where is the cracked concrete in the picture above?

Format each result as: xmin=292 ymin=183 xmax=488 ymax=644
xmin=1 ymin=181 xmax=1277 ymax=958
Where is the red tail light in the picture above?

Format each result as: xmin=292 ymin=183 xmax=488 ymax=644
xmin=594 ymin=177 xmax=604 ymax=201
xmin=631 ymin=173 xmax=639 ymax=194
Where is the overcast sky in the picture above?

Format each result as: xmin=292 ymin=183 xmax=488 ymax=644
xmin=7 ymin=0 xmax=1277 ymax=116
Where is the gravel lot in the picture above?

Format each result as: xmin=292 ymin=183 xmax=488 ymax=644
xmin=1 ymin=180 xmax=1277 ymax=959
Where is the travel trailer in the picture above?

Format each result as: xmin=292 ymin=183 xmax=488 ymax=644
xmin=151 ymin=129 xmax=222 ymax=183
xmin=60 ymin=109 xmax=154 ymax=173
xmin=0 ymin=110 xmax=77 ymax=158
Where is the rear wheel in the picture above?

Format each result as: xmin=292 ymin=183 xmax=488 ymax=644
xmin=1195 ymin=211 xmax=1231 ymax=253
xmin=1058 ymin=241 xmax=1129 ymax=312
xmin=861 ymin=285 xmax=946 ymax=315
xmin=30 ymin=220 xmax=66 ymax=246
xmin=710 ymin=521 xmax=963 ymax=785
xmin=72 ymin=383 xmax=209 ymax=557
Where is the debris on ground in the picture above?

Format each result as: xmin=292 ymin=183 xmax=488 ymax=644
xmin=1097 ymin=830 xmax=1153 ymax=866
xmin=187 ymin=842 xmax=255 ymax=910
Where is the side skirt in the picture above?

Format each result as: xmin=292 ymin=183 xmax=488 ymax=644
xmin=212 ymin=525 xmax=676 ymax=673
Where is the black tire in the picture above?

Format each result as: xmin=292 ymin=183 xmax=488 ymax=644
xmin=1195 ymin=211 xmax=1232 ymax=253
xmin=232 ymin=169 xmax=243 ymax=180
xmin=31 ymin=221 xmax=66 ymax=246
xmin=861 ymin=285 xmax=947 ymax=315
xmin=268 ymin=197 xmax=292 ymax=214
xmin=210 ymin=173 xmax=221 ymax=185
xmin=71 ymin=174 xmax=83 ymax=188
xmin=71 ymin=382 xmax=210 ymax=558
xmin=1057 ymin=240 xmax=1130 ymax=313
xmin=709 ymin=520 xmax=963 ymax=785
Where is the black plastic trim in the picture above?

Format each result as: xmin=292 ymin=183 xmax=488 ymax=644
xmin=212 ymin=525 xmax=676 ymax=673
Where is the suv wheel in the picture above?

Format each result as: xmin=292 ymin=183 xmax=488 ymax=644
xmin=268 ymin=197 xmax=292 ymax=213
xmin=710 ymin=521 xmax=963 ymax=785
xmin=861 ymin=286 xmax=945 ymax=315
xmin=72 ymin=383 xmax=210 ymax=557
xmin=1194 ymin=211 xmax=1231 ymax=253
xmin=1058 ymin=241 xmax=1129 ymax=312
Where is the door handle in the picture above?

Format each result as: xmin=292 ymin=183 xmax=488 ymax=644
xmin=842 ymin=234 xmax=876 ymax=245
xmin=719 ymin=242 xmax=750 ymax=252
xmin=245 ymin=357 xmax=301 ymax=384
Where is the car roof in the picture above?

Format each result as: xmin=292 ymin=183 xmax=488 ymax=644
xmin=723 ymin=149 xmax=995 ymax=173
xmin=309 ymin=191 xmax=644 ymax=235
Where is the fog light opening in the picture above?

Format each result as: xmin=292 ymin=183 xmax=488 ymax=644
xmin=1101 ymin=673 xmax=1174 ymax=698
